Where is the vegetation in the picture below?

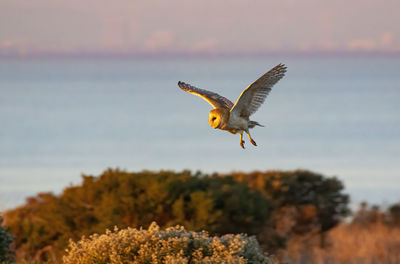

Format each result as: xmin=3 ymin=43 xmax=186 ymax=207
xmin=2 ymin=169 xmax=352 ymax=263
xmin=4 ymin=169 xmax=274 ymax=262
xmin=3 ymin=169 xmax=399 ymax=264
xmin=231 ymin=170 xmax=350 ymax=248
xmin=0 ymin=216 xmax=13 ymax=263
xmin=64 ymin=222 xmax=273 ymax=264
xmin=281 ymin=202 xmax=400 ymax=264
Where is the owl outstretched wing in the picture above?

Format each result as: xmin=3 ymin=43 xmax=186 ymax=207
xmin=230 ymin=64 xmax=286 ymax=118
xmin=178 ymin=81 xmax=234 ymax=109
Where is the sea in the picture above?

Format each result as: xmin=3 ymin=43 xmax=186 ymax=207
xmin=1 ymin=54 xmax=399 ymax=211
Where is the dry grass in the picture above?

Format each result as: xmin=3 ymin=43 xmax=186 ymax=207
xmin=279 ymin=223 xmax=400 ymax=264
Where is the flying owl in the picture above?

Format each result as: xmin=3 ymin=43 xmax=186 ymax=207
xmin=178 ymin=63 xmax=286 ymax=149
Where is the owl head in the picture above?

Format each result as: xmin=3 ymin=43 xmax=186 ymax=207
xmin=209 ymin=108 xmax=230 ymax=129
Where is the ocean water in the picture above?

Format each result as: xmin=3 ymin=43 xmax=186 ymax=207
xmin=0 ymin=55 xmax=399 ymax=210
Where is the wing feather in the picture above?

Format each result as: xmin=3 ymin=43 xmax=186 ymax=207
xmin=230 ymin=63 xmax=286 ymax=117
xmin=178 ymin=81 xmax=234 ymax=109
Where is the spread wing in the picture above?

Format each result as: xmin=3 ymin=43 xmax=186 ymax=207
xmin=178 ymin=81 xmax=234 ymax=109
xmin=230 ymin=63 xmax=286 ymax=118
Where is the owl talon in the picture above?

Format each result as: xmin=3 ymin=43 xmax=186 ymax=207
xmin=250 ymin=138 xmax=257 ymax=146
xmin=240 ymin=140 xmax=245 ymax=149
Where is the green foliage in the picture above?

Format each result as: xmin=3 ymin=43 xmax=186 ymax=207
xmin=167 ymin=175 xmax=271 ymax=235
xmin=3 ymin=169 xmax=350 ymax=262
xmin=63 ymin=222 xmax=273 ymax=264
xmin=231 ymin=170 xmax=350 ymax=248
xmin=4 ymin=169 xmax=271 ymax=262
xmin=0 ymin=216 xmax=13 ymax=263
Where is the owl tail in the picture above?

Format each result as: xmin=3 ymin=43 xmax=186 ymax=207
xmin=249 ymin=120 xmax=264 ymax=128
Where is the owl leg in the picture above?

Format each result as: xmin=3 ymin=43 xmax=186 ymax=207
xmin=239 ymin=132 xmax=245 ymax=149
xmin=246 ymin=130 xmax=257 ymax=146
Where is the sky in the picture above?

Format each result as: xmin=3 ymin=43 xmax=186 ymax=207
xmin=1 ymin=0 xmax=400 ymax=55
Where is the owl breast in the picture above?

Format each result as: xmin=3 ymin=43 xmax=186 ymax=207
xmin=222 ymin=112 xmax=249 ymax=134
xmin=228 ymin=113 xmax=248 ymax=128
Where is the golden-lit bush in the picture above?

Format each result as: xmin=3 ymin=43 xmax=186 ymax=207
xmin=63 ymin=222 xmax=273 ymax=264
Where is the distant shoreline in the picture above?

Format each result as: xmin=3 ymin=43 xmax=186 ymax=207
xmin=1 ymin=50 xmax=400 ymax=60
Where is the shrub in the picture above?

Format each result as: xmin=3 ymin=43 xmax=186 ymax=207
xmin=63 ymin=222 xmax=273 ymax=264
xmin=5 ymin=169 xmax=271 ymax=261
xmin=231 ymin=170 xmax=349 ymax=249
xmin=0 ymin=216 xmax=14 ymax=263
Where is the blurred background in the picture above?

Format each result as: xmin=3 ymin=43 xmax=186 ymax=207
xmin=1 ymin=0 xmax=399 ymax=210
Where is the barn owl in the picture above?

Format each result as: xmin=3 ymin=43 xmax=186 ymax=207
xmin=178 ymin=63 xmax=286 ymax=149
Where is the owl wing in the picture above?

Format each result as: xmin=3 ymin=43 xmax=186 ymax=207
xmin=178 ymin=81 xmax=234 ymax=109
xmin=230 ymin=63 xmax=286 ymax=118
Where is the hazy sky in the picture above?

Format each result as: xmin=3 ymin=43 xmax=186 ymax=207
xmin=1 ymin=0 xmax=399 ymax=55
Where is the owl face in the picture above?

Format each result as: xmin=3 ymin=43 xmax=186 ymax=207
xmin=208 ymin=108 xmax=229 ymax=129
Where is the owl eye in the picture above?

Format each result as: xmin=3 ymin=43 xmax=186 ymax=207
xmin=211 ymin=117 xmax=216 ymax=121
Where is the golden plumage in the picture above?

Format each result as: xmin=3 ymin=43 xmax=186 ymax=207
xmin=208 ymin=108 xmax=230 ymax=129
xmin=178 ymin=63 xmax=287 ymax=149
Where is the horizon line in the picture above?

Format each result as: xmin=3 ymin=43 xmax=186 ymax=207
xmin=1 ymin=49 xmax=400 ymax=59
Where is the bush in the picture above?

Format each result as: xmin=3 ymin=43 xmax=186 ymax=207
xmin=4 ymin=169 xmax=271 ymax=261
xmin=4 ymin=169 xmax=348 ymax=261
xmin=231 ymin=170 xmax=349 ymax=249
xmin=0 ymin=216 xmax=13 ymax=263
xmin=63 ymin=222 xmax=273 ymax=264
